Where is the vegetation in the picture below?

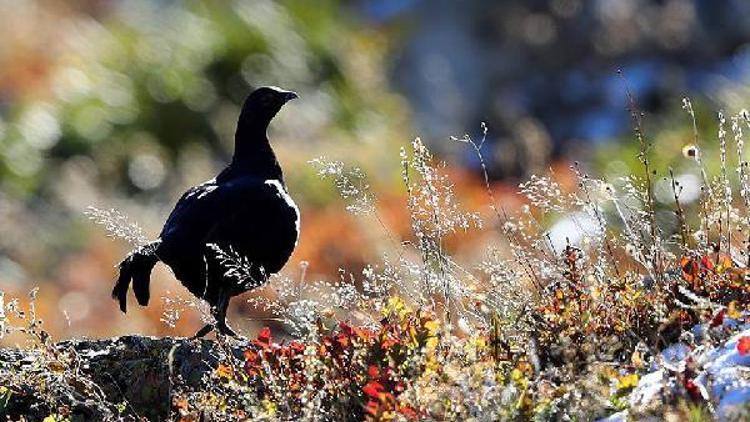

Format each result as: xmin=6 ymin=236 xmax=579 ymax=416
xmin=4 ymin=102 xmax=750 ymax=420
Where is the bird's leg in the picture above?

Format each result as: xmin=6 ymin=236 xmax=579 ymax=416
xmin=189 ymin=294 xmax=235 ymax=338
xmin=217 ymin=322 xmax=237 ymax=337
xmin=191 ymin=323 xmax=215 ymax=339
xmin=215 ymin=293 xmax=237 ymax=337
xmin=190 ymin=298 xmax=218 ymax=339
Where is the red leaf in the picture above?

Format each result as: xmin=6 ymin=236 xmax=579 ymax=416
xmin=365 ymin=400 xmax=380 ymax=416
xmin=381 ymin=338 xmax=398 ymax=349
xmin=737 ymin=336 xmax=750 ymax=355
xmin=254 ymin=327 xmax=272 ymax=347
xmin=289 ymin=341 xmax=305 ymax=354
xmin=368 ymin=365 xmax=380 ymax=378
xmin=711 ymin=309 xmax=726 ymax=328
xmin=685 ymin=378 xmax=702 ymax=401
xmin=339 ymin=321 xmax=354 ymax=336
xmin=336 ymin=333 xmax=350 ymax=348
xmin=243 ymin=349 xmax=258 ymax=361
xmin=259 ymin=326 xmax=271 ymax=339
xmin=363 ymin=381 xmax=384 ymax=398
xmin=354 ymin=326 xmax=375 ymax=340
xmin=399 ymin=405 xmax=419 ymax=419
xmin=680 ymin=256 xmax=699 ymax=282
xmin=379 ymin=391 xmax=395 ymax=404
xmin=244 ymin=362 xmax=259 ymax=377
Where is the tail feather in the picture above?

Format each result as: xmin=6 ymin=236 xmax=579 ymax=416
xmin=133 ymin=264 xmax=153 ymax=306
xmin=112 ymin=263 xmax=131 ymax=313
xmin=113 ymin=243 xmax=159 ymax=313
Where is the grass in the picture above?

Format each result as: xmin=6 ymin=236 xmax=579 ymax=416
xmin=4 ymin=100 xmax=750 ymax=420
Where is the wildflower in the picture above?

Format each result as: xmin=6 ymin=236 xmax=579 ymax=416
xmin=423 ymin=318 xmax=440 ymax=336
xmin=616 ymin=373 xmax=639 ymax=391
xmin=384 ymin=296 xmax=410 ymax=319
xmin=502 ymin=221 xmax=517 ymax=232
xmin=261 ymin=399 xmax=277 ymax=417
xmin=215 ymin=363 xmax=233 ymax=380
xmin=630 ymin=350 xmax=645 ymax=369
xmin=457 ymin=317 xmax=471 ymax=333
xmin=682 ymin=144 xmax=700 ymax=160
xmin=727 ymin=301 xmax=743 ymax=319
xmin=625 ymin=243 xmax=638 ymax=257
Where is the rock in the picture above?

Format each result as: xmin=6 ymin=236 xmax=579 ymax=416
xmin=0 ymin=336 xmax=246 ymax=420
xmin=619 ymin=327 xmax=750 ymax=421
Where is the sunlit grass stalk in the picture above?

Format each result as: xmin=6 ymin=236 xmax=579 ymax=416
xmin=669 ymin=168 xmax=690 ymax=250
xmin=718 ymin=111 xmax=732 ymax=259
xmin=733 ymin=112 xmax=750 ymax=265
xmin=622 ymin=71 xmax=662 ymax=280
xmin=451 ymin=126 xmax=545 ymax=295
xmin=683 ymin=98 xmax=711 ymax=251
xmin=571 ymin=162 xmax=620 ymax=277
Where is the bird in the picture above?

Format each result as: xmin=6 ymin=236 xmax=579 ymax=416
xmin=112 ymin=86 xmax=300 ymax=337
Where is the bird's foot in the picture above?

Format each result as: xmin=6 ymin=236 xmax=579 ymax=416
xmin=216 ymin=322 xmax=237 ymax=338
xmin=191 ymin=324 xmax=215 ymax=339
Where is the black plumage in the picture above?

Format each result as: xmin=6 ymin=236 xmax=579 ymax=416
xmin=113 ymin=86 xmax=300 ymax=337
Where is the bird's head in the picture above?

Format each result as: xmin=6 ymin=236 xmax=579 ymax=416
xmin=239 ymin=86 xmax=298 ymax=129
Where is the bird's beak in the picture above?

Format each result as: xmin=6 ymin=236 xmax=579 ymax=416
xmin=284 ymin=91 xmax=299 ymax=102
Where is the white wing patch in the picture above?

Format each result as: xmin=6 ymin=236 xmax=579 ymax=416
xmin=187 ymin=178 xmax=218 ymax=199
xmin=265 ymin=179 xmax=301 ymax=245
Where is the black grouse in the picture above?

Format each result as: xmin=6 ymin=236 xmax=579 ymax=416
xmin=113 ymin=86 xmax=300 ymax=337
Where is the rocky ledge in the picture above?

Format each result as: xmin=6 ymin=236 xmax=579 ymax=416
xmin=0 ymin=336 xmax=244 ymax=420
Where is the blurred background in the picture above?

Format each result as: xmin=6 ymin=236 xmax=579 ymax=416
xmin=1 ymin=0 xmax=749 ymax=341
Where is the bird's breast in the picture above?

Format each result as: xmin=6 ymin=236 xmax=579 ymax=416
xmin=264 ymin=179 xmax=300 ymax=246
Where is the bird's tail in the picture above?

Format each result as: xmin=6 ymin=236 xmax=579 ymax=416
xmin=113 ymin=241 xmax=160 ymax=313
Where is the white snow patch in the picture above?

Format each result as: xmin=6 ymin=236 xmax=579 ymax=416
xmin=612 ymin=326 xmax=750 ymax=421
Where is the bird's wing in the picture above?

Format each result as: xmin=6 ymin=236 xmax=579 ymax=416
xmin=158 ymin=179 xmax=219 ymax=243
xmin=158 ymin=177 xmax=283 ymax=247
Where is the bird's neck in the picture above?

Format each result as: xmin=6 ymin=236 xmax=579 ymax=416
xmin=230 ymin=121 xmax=283 ymax=182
